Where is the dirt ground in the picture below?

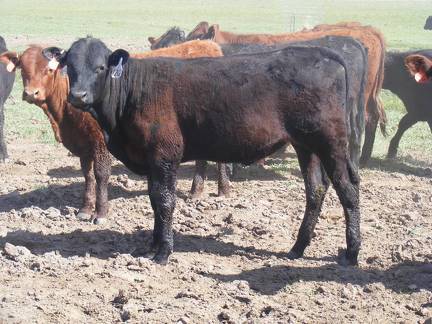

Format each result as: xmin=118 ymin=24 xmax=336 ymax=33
xmin=0 ymin=139 xmax=431 ymax=323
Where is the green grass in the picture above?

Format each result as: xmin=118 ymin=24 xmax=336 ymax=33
xmin=2 ymin=0 xmax=432 ymax=166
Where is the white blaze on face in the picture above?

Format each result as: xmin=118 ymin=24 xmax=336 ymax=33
xmin=6 ymin=62 xmax=15 ymax=72
xmin=48 ymin=59 xmax=59 ymax=70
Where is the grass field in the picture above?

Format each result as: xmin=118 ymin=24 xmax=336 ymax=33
xmin=2 ymin=0 xmax=432 ymax=164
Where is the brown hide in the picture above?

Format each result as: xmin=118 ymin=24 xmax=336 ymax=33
xmin=132 ymin=40 xmax=222 ymax=59
xmin=206 ymin=22 xmax=386 ymax=131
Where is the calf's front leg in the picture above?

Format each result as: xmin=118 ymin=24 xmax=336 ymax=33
xmin=91 ymin=148 xmax=111 ymax=224
xmin=148 ymin=161 xmax=178 ymax=264
xmin=77 ymin=156 xmax=96 ymax=220
xmin=387 ymin=113 xmax=417 ymax=159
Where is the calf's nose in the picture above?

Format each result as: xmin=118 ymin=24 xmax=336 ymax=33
xmin=23 ymin=88 xmax=40 ymax=102
xmin=72 ymin=90 xmax=87 ymax=100
xmin=68 ymin=90 xmax=90 ymax=107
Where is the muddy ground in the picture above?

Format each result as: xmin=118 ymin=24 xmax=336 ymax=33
xmin=0 ymin=139 xmax=431 ymax=323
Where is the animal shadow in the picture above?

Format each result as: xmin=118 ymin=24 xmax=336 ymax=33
xmin=1 ymin=228 xmax=429 ymax=295
xmin=0 ymin=182 xmax=147 ymax=213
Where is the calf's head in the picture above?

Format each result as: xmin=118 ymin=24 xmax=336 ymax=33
xmin=43 ymin=37 xmax=130 ymax=109
xmin=0 ymin=46 xmax=62 ymax=104
xmin=148 ymin=27 xmax=186 ymax=49
xmin=405 ymin=54 xmax=432 ymax=83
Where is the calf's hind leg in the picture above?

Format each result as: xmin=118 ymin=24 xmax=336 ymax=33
xmin=190 ymin=160 xmax=207 ymax=198
xmin=191 ymin=161 xmax=231 ymax=198
xmin=91 ymin=148 xmax=111 ymax=225
xmin=320 ymin=150 xmax=361 ymax=266
xmin=360 ymin=110 xmax=378 ymax=167
xmin=287 ymin=146 xmax=330 ymax=260
xmin=217 ymin=163 xmax=230 ymax=197
xmin=77 ymin=156 xmax=96 ymax=220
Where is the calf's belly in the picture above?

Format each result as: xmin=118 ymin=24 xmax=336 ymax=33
xmin=183 ymin=130 xmax=290 ymax=164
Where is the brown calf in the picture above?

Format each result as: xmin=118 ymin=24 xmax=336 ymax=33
xmin=186 ymin=22 xmax=386 ymax=166
xmin=0 ymin=40 xmax=228 ymax=225
xmin=0 ymin=47 xmax=111 ymax=224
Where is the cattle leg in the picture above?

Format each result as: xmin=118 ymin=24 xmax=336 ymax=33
xmin=77 ymin=156 xmax=96 ymax=221
xmin=91 ymin=149 xmax=111 ymax=225
xmin=217 ymin=163 xmax=230 ymax=197
xmin=231 ymin=163 xmax=241 ymax=179
xmin=148 ymin=162 xmax=178 ymax=264
xmin=321 ymin=152 xmax=361 ymax=266
xmin=359 ymin=112 xmax=379 ymax=167
xmin=387 ymin=113 xmax=417 ymax=159
xmin=287 ymin=146 xmax=329 ymax=260
xmin=190 ymin=160 xmax=207 ymax=198
xmin=0 ymin=103 xmax=8 ymax=162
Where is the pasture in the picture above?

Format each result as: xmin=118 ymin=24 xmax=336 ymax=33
xmin=0 ymin=0 xmax=432 ymax=322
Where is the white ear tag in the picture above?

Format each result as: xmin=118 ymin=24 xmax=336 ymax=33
xmin=48 ymin=59 xmax=59 ymax=70
xmin=6 ymin=62 xmax=15 ymax=72
xmin=111 ymin=57 xmax=124 ymax=79
xmin=414 ymin=72 xmax=423 ymax=82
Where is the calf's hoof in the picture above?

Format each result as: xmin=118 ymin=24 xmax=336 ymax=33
xmin=190 ymin=191 xmax=203 ymax=199
xmin=152 ymin=244 xmax=172 ymax=265
xmin=217 ymin=190 xmax=230 ymax=198
xmin=359 ymin=156 xmax=369 ymax=168
xmin=190 ymin=185 xmax=204 ymax=199
xmin=287 ymin=248 xmax=303 ymax=260
xmin=76 ymin=212 xmax=91 ymax=221
xmin=337 ymin=248 xmax=359 ymax=266
xmin=386 ymin=150 xmax=397 ymax=160
xmin=91 ymin=217 xmax=107 ymax=225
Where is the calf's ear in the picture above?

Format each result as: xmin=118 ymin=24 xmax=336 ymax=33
xmin=186 ymin=21 xmax=210 ymax=40
xmin=405 ymin=54 xmax=432 ymax=83
xmin=108 ymin=49 xmax=130 ymax=79
xmin=0 ymin=51 xmax=20 ymax=72
xmin=42 ymin=47 xmax=67 ymax=70
xmin=195 ymin=21 xmax=210 ymax=34
xmin=206 ymin=24 xmax=220 ymax=40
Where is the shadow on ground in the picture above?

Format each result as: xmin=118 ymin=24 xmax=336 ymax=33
xmin=366 ymin=157 xmax=432 ymax=177
xmin=1 ymin=228 xmax=430 ymax=295
xmin=0 ymin=183 xmax=147 ymax=213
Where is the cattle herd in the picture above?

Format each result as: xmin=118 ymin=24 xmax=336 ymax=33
xmin=0 ymin=21 xmax=430 ymax=267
